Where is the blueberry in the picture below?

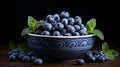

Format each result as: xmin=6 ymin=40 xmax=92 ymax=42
xmin=85 ymin=51 xmax=96 ymax=62
xmin=53 ymin=14 xmax=60 ymax=21
xmin=92 ymin=50 xmax=99 ymax=55
xmin=18 ymin=54 xmax=26 ymax=60
xmin=55 ymin=23 xmax=64 ymax=30
xmin=88 ymin=55 xmax=96 ymax=62
xmin=67 ymin=25 xmax=75 ymax=33
xmin=76 ymin=59 xmax=84 ymax=65
xmin=43 ymin=23 xmax=52 ymax=31
xmin=27 ymin=52 xmax=34 ymax=56
xmin=96 ymin=56 xmax=105 ymax=62
xmin=13 ymin=49 xmax=20 ymax=52
xmin=34 ymin=58 xmax=43 ymax=65
xmin=72 ymin=32 xmax=80 ymax=36
xmin=51 ymin=20 xmax=57 ymax=26
xmin=51 ymin=27 xmax=56 ymax=33
xmin=35 ymin=29 xmax=42 ymax=34
xmin=61 ymin=29 xmax=67 ymax=35
xmin=68 ymin=17 xmax=75 ymax=25
xmin=82 ymin=27 xmax=87 ymax=31
xmin=74 ymin=25 xmax=81 ymax=31
xmin=38 ymin=20 xmax=45 ymax=24
xmin=93 ymin=54 xmax=100 ymax=59
xmin=99 ymin=51 xmax=105 ymax=56
xmin=19 ymin=51 xmax=26 ymax=55
xmin=12 ymin=52 xmax=19 ymax=57
xmin=53 ymin=31 xmax=61 ymax=36
xmin=8 ymin=51 xmax=13 ymax=56
xmin=75 ymin=16 xmax=82 ymax=24
xmin=35 ymin=26 xmax=44 ymax=34
xmin=62 ymin=18 xmax=68 ymax=26
xmin=9 ymin=55 xmax=16 ymax=61
xmin=9 ymin=49 xmax=19 ymax=54
xmin=104 ymin=56 xmax=109 ymax=61
xmin=80 ymin=24 xmax=85 ymax=28
xmin=60 ymin=11 xmax=70 ymax=18
xmin=46 ymin=15 xmax=54 ymax=23
xmin=64 ymin=33 xmax=72 ymax=36
xmin=41 ymin=31 xmax=50 ymax=35
xmin=85 ymin=51 xmax=93 ymax=57
xmin=22 ymin=55 xmax=30 ymax=63
xmin=79 ymin=29 xmax=87 ymax=35
xmin=31 ymin=56 xmax=37 ymax=62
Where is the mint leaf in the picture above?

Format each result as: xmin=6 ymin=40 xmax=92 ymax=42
xmin=21 ymin=28 xmax=32 ymax=36
xmin=102 ymin=42 xmax=119 ymax=60
xmin=34 ymin=23 xmax=44 ymax=30
xmin=9 ymin=40 xmax=16 ymax=50
xmin=104 ymin=49 xmax=112 ymax=57
xmin=91 ymin=29 xmax=104 ymax=40
xmin=107 ymin=54 xmax=115 ymax=60
xmin=28 ymin=16 xmax=37 ymax=31
xmin=102 ymin=42 xmax=109 ymax=52
xmin=107 ymin=49 xmax=119 ymax=57
xmin=21 ymin=16 xmax=44 ymax=36
xmin=86 ymin=18 xmax=96 ymax=33
xmin=104 ymin=50 xmax=114 ymax=60
xmin=17 ymin=43 xmax=31 ymax=52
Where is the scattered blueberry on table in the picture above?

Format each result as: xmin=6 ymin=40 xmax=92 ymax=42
xmin=34 ymin=58 xmax=43 ymax=65
xmin=8 ymin=49 xmax=43 ymax=65
xmin=76 ymin=59 xmax=85 ymax=65
xmin=76 ymin=50 xmax=110 ymax=65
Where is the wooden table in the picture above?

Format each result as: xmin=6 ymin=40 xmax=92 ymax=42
xmin=0 ymin=43 xmax=120 ymax=67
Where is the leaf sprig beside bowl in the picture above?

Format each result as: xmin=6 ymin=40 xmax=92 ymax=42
xmin=21 ymin=16 xmax=43 ymax=36
xmin=85 ymin=18 xmax=104 ymax=40
xmin=9 ymin=40 xmax=31 ymax=52
xmin=102 ymin=42 xmax=119 ymax=60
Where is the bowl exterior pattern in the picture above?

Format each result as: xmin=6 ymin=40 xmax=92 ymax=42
xmin=27 ymin=35 xmax=95 ymax=61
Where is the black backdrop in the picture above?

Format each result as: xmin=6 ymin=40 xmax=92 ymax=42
xmin=2 ymin=0 xmax=119 ymax=48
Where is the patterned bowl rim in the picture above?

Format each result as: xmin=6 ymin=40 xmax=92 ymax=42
xmin=28 ymin=33 xmax=94 ymax=38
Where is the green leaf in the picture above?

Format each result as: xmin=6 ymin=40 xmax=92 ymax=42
xmin=91 ymin=29 xmax=104 ymax=40
xmin=106 ymin=54 xmax=115 ymax=60
xmin=102 ymin=42 xmax=109 ymax=53
xmin=21 ymin=28 xmax=32 ymax=36
xmin=34 ymin=23 xmax=44 ymax=30
xmin=86 ymin=18 xmax=96 ymax=33
xmin=107 ymin=49 xmax=119 ymax=57
xmin=9 ymin=40 xmax=16 ymax=50
xmin=104 ymin=50 xmax=114 ymax=60
xmin=104 ymin=49 xmax=119 ymax=60
xmin=28 ymin=16 xmax=37 ymax=30
xmin=17 ymin=43 xmax=31 ymax=52
xmin=104 ymin=50 xmax=112 ymax=56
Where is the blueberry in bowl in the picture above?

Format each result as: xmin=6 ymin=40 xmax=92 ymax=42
xmin=21 ymin=11 xmax=103 ymax=62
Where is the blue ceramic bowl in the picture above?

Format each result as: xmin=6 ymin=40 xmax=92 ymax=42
xmin=27 ymin=33 xmax=95 ymax=62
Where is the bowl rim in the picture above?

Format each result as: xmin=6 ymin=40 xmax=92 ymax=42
xmin=28 ymin=33 xmax=94 ymax=38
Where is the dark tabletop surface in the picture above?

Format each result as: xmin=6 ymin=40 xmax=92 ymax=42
xmin=0 ymin=43 xmax=120 ymax=67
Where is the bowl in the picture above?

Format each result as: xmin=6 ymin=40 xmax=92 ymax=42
xmin=27 ymin=33 xmax=95 ymax=62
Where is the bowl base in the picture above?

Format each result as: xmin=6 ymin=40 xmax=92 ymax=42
xmin=41 ymin=57 xmax=76 ymax=62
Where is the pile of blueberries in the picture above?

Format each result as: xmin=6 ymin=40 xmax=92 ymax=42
xmin=76 ymin=50 xmax=109 ymax=65
xmin=35 ymin=11 xmax=87 ymax=36
xmin=8 ymin=49 xmax=43 ymax=65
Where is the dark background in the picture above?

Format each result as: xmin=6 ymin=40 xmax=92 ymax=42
xmin=1 ymin=0 xmax=119 ymax=48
